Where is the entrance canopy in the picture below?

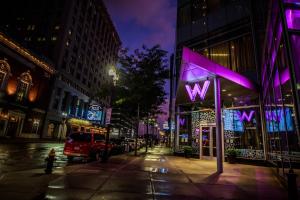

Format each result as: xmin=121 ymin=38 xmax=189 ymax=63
xmin=176 ymin=47 xmax=258 ymax=106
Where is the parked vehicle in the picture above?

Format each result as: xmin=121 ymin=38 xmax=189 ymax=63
xmin=110 ymin=138 xmax=126 ymax=155
xmin=63 ymin=132 xmax=112 ymax=161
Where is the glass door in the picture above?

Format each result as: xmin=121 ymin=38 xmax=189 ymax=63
xmin=202 ymin=127 xmax=210 ymax=156
xmin=200 ymin=126 xmax=216 ymax=158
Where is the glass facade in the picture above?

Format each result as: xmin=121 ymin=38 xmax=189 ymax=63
xmin=261 ymin=0 xmax=300 ymax=177
xmin=174 ymin=1 xmax=300 ymax=180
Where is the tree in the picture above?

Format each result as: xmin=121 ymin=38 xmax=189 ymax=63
xmin=118 ymin=45 xmax=168 ymax=116
xmin=118 ymin=45 xmax=169 ymax=153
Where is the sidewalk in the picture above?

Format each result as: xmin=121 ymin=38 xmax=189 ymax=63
xmin=44 ymin=146 xmax=290 ymax=200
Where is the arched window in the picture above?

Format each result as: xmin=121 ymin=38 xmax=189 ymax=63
xmin=16 ymin=71 xmax=32 ymax=101
xmin=0 ymin=59 xmax=11 ymax=90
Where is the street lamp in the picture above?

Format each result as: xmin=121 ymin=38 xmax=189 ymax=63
xmin=102 ymin=66 xmax=118 ymax=162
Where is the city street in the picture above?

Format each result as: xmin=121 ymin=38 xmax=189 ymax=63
xmin=43 ymin=146 xmax=288 ymax=200
xmin=0 ymin=142 xmax=292 ymax=200
xmin=0 ymin=141 xmax=78 ymax=200
xmin=0 ymin=142 xmax=67 ymax=174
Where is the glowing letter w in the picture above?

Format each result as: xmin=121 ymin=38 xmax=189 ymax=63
xmin=238 ymin=110 xmax=255 ymax=122
xmin=185 ymin=80 xmax=210 ymax=102
xmin=179 ymin=118 xmax=185 ymax=126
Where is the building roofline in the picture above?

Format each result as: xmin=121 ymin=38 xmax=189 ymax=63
xmin=0 ymin=32 xmax=56 ymax=75
xmin=98 ymin=0 xmax=122 ymax=46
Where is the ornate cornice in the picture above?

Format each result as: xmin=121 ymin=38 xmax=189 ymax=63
xmin=0 ymin=32 xmax=55 ymax=75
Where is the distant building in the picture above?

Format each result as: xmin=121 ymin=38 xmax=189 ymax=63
xmin=0 ymin=32 xmax=55 ymax=138
xmin=0 ymin=0 xmax=121 ymax=138
xmin=110 ymin=108 xmax=136 ymax=138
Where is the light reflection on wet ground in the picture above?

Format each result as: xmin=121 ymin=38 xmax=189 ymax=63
xmin=0 ymin=142 xmax=74 ymax=174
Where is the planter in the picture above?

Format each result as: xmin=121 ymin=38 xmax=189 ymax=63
xmin=183 ymin=146 xmax=193 ymax=158
xmin=227 ymin=155 xmax=237 ymax=164
xmin=184 ymin=152 xmax=192 ymax=158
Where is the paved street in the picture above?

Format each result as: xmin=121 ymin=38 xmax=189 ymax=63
xmin=0 ymin=143 xmax=292 ymax=200
xmin=0 ymin=142 xmax=67 ymax=174
xmin=44 ymin=146 xmax=289 ymax=200
xmin=0 ymin=141 xmax=91 ymax=200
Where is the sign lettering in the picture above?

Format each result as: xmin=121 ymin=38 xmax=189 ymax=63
xmin=185 ymin=80 xmax=210 ymax=101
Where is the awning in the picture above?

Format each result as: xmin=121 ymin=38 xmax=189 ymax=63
xmin=176 ymin=47 xmax=258 ymax=106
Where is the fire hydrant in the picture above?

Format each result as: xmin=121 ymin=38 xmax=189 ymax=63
xmin=45 ymin=148 xmax=56 ymax=174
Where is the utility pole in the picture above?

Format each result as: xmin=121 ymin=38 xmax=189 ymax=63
xmin=145 ymin=113 xmax=149 ymax=153
xmin=134 ymin=103 xmax=139 ymax=156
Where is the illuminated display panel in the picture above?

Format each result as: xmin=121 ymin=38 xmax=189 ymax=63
xmin=87 ymin=105 xmax=102 ymax=121
xmin=223 ymin=110 xmax=244 ymax=132
xmin=266 ymin=108 xmax=294 ymax=132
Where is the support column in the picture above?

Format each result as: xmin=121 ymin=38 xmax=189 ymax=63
xmin=175 ymin=106 xmax=180 ymax=151
xmin=214 ymin=77 xmax=223 ymax=173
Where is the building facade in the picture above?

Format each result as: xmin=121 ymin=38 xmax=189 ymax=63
xmin=0 ymin=0 xmax=121 ymax=138
xmin=173 ymin=0 xmax=300 ymax=179
xmin=0 ymin=32 xmax=55 ymax=138
xmin=110 ymin=108 xmax=136 ymax=139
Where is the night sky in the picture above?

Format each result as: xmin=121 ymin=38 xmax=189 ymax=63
xmin=103 ymin=0 xmax=177 ymax=126
xmin=103 ymin=0 xmax=176 ymax=54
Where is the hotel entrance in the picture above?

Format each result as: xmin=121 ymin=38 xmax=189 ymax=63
xmin=175 ymin=47 xmax=261 ymax=173
xmin=200 ymin=126 xmax=216 ymax=159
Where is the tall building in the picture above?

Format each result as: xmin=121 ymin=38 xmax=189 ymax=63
xmin=173 ymin=0 xmax=299 ymax=181
xmin=0 ymin=0 xmax=121 ymax=138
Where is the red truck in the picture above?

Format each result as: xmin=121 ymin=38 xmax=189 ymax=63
xmin=63 ymin=132 xmax=113 ymax=161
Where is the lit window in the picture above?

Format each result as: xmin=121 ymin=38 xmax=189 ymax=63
xmin=31 ymin=25 xmax=35 ymax=30
xmin=51 ymin=36 xmax=57 ymax=41
xmin=54 ymin=26 xmax=60 ymax=30
xmin=16 ymin=71 xmax=32 ymax=101
xmin=0 ymin=60 xmax=11 ymax=90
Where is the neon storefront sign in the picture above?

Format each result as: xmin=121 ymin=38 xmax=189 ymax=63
xmin=185 ymin=80 xmax=210 ymax=101
xmin=179 ymin=118 xmax=185 ymax=126
xmin=238 ymin=110 xmax=255 ymax=122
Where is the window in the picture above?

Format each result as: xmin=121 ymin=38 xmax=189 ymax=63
xmin=16 ymin=71 xmax=32 ymax=101
xmin=0 ymin=60 xmax=11 ymax=89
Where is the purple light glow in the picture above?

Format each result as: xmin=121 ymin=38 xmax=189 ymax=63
xmin=286 ymin=9 xmax=300 ymax=30
xmin=180 ymin=47 xmax=256 ymax=91
xmin=237 ymin=110 xmax=255 ymax=122
xmin=274 ymin=68 xmax=291 ymax=87
xmin=179 ymin=118 xmax=185 ymax=126
xmin=266 ymin=109 xmax=282 ymax=122
xmin=185 ymin=80 xmax=210 ymax=101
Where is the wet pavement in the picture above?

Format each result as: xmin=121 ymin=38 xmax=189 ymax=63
xmin=0 ymin=141 xmax=93 ymax=200
xmin=45 ymin=146 xmax=289 ymax=200
xmin=0 ymin=142 xmax=67 ymax=174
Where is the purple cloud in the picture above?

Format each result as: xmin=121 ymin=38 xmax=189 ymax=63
xmin=103 ymin=0 xmax=176 ymax=52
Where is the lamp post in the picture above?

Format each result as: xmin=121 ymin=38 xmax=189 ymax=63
xmin=102 ymin=66 xmax=118 ymax=162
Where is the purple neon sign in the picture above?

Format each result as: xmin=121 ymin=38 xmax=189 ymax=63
xmin=265 ymin=109 xmax=282 ymax=122
xmin=179 ymin=118 xmax=185 ymax=126
xmin=237 ymin=110 xmax=255 ymax=122
xmin=185 ymin=80 xmax=210 ymax=101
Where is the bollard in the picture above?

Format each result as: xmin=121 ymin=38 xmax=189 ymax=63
xmin=286 ymin=168 xmax=298 ymax=200
xmin=45 ymin=148 xmax=56 ymax=174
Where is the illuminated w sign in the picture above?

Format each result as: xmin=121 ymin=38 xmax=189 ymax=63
xmin=237 ymin=110 xmax=255 ymax=122
xmin=185 ymin=80 xmax=210 ymax=101
xmin=179 ymin=118 xmax=185 ymax=126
